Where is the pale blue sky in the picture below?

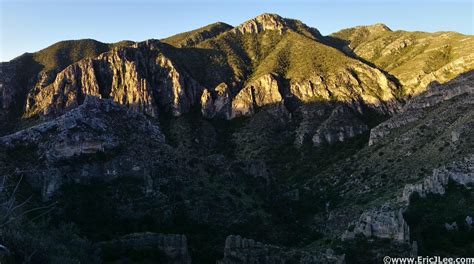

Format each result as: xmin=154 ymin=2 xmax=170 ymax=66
xmin=1 ymin=0 xmax=473 ymax=61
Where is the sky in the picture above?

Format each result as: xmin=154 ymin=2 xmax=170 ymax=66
xmin=1 ymin=0 xmax=473 ymax=61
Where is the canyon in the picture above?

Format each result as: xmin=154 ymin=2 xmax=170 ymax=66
xmin=0 ymin=13 xmax=473 ymax=264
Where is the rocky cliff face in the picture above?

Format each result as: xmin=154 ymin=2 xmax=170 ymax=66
xmin=234 ymin=13 xmax=289 ymax=35
xmin=342 ymin=154 xmax=474 ymax=254
xmin=288 ymin=65 xmax=400 ymax=114
xmin=401 ymin=155 xmax=474 ymax=205
xmin=204 ymin=66 xmax=395 ymax=148
xmin=26 ymin=40 xmax=202 ymax=118
xmin=293 ymin=103 xmax=369 ymax=147
xmin=201 ymin=83 xmax=233 ymax=119
xmin=232 ymin=13 xmax=322 ymax=40
xmin=1 ymin=40 xmax=134 ymax=134
xmin=225 ymin=65 xmax=395 ymax=146
xmin=231 ymin=74 xmax=283 ymax=118
xmin=311 ymin=105 xmax=368 ymax=146
xmin=369 ymin=70 xmax=474 ymax=145
xmin=342 ymin=203 xmax=410 ymax=242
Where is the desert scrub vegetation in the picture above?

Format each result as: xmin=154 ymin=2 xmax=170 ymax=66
xmin=161 ymin=22 xmax=232 ymax=47
xmin=0 ymin=175 xmax=99 ymax=263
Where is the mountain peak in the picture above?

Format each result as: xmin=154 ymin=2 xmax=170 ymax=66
xmin=233 ymin=13 xmax=323 ymax=40
xmin=359 ymin=23 xmax=392 ymax=33
xmin=234 ymin=13 xmax=289 ymax=34
xmin=254 ymin=13 xmax=284 ymax=21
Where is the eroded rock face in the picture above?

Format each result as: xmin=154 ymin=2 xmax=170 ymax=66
xmin=289 ymin=65 xmax=400 ymax=115
xmin=234 ymin=13 xmax=288 ymax=34
xmin=342 ymin=203 xmax=410 ymax=242
xmin=218 ymin=235 xmax=345 ymax=264
xmin=26 ymin=40 xmax=203 ymax=118
xmin=231 ymin=74 xmax=283 ymax=118
xmin=231 ymin=13 xmax=323 ymax=40
xmin=342 ymin=155 xmax=474 ymax=252
xmin=369 ymin=70 xmax=474 ymax=145
xmin=287 ymin=62 xmax=402 ymax=147
xmin=232 ymin=13 xmax=293 ymax=36
xmin=96 ymin=233 xmax=191 ymax=264
xmin=201 ymin=83 xmax=232 ymax=119
xmin=400 ymin=155 xmax=474 ymax=205
xmin=0 ymin=96 xmax=166 ymax=198
xmin=312 ymin=105 xmax=368 ymax=146
xmin=293 ymin=104 xmax=368 ymax=147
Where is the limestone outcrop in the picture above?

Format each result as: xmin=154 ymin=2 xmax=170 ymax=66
xmin=293 ymin=104 xmax=369 ymax=147
xmin=26 ymin=40 xmax=203 ymax=118
xmin=231 ymin=74 xmax=283 ymax=118
xmin=289 ymin=65 xmax=400 ymax=115
xmin=218 ymin=235 xmax=345 ymax=264
xmin=342 ymin=203 xmax=410 ymax=242
xmin=201 ymin=83 xmax=232 ymax=119
xmin=342 ymin=155 xmax=474 ymax=250
xmin=312 ymin=105 xmax=368 ymax=146
xmin=400 ymin=155 xmax=474 ymax=205
xmin=232 ymin=13 xmax=321 ymax=39
xmin=234 ymin=13 xmax=290 ymax=35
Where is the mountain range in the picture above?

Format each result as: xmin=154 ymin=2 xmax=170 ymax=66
xmin=0 ymin=13 xmax=473 ymax=263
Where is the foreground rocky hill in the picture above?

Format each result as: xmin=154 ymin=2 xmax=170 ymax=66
xmin=0 ymin=13 xmax=473 ymax=264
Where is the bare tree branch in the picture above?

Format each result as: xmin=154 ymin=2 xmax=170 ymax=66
xmin=0 ymin=174 xmax=56 ymax=257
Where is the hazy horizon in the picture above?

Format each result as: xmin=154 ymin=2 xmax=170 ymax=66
xmin=1 ymin=0 xmax=473 ymax=61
